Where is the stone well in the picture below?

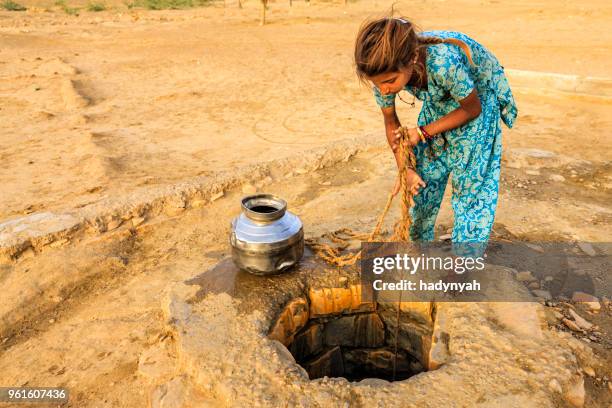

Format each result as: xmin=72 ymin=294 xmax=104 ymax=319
xmin=149 ymin=251 xmax=591 ymax=407
xmin=267 ymin=285 xmax=447 ymax=382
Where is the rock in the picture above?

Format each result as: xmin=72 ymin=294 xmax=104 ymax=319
xmin=48 ymin=238 xmax=69 ymax=248
xmin=324 ymin=316 xmax=356 ymax=347
xmin=290 ymin=324 xmax=323 ymax=360
xmin=241 ymin=184 xmax=257 ymax=194
xmin=106 ymin=219 xmax=122 ymax=231
xmin=526 ymin=169 xmax=540 ymax=175
xmin=571 ymin=292 xmax=601 ymax=311
xmin=576 ymin=242 xmax=596 ymax=256
xmin=131 ymin=217 xmax=145 ymax=227
xmin=324 ymin=313 xmax=384 ymax=348
xmin=602 ymin=296 xmax=610 ymax=308
xmin=357 ymin=378 xmax=390 ymax=387
xmin=210 ymin=190 xmax=224 ymax=202
xmin=318 ymin=181 xmax=332 ymax=186
xmin=268 ymin=297 xmax=309 ymax=346
xmin=516 ymin=271 xmax=536 ymax=282
xmin=295 ymin=168 xmax=308 ymax=175
xmin=354 ymin=314 xmax=385 ymax=347
xmin=427 ymin=304 xmax=450 ymax=370
xmin=548 ymin=378 xmax=562 ymax=393
xmin=550 ymin=174 xmax=566 ymax=182
xmin=398 ymin=301 xmax=435 ymax=325
xmin=569 ymin=309 xmax=593 ymax=331
xmin=303 ymin=346 xmax=343 ymax=379
xmin=308 ymin=285 xmax=375 ymax=317
xmin=583 ymin=367 xmax=595 ymax=377
xmin=344 ymin=348 xmax=411 ymax=378
xmin=563 ymin=375 xmax=585 ymax=408
xmin=563 ymin=318 xmax=582 ymax=332
xmin=528 ymin=281 xmax=540 ymax=290
xmin=553 ymin=311 xmax=563 ymax=320
xmin=531 ymin=290 xmax=552 ymax=300
xmin=189 ymin=198 xmax=206 ymax=208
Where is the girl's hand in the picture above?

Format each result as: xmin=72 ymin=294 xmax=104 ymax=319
xmin=405 ymin=169 xmax=426 ymax=196
xmin=392 ymin=126 xmax=422 ymax=149
xmin=391 ymin=170 xmax=427 ymax=196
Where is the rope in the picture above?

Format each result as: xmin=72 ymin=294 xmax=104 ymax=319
xmin=305 ymin=126 xmax=418 ymax=267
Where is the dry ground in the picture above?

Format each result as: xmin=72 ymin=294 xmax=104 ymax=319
xmin=0 ymin=0 xmax=611 ymax=407
xmin=1 ymin=0 xmax=611 ymax=220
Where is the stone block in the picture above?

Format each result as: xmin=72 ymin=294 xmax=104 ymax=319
xmin=290 ymin=323 xmax=323 ymax=361
xmin=303 ymin=346 xmax=344 ymax=379
xmin=571 ymin=291 xmax=600 ymax=311
xmin=323 ymin=313 xmax=385 ymax=348
xmin=308 ymin=285 xmax=375 ymax=317
xmin=324 ymin=315 xmax=356 ymax=347
xmin=427 ymin=304 xmax=450 ymax=371
xmin=343 ymin=348 xmax=416 ymax=380
xmin=398 ymin=301 xmax=434 ymax=325
xmin=354 ymin=313 xmax=385 ymax=347
xmin=268 ymin=297 xmax=309 ymax=346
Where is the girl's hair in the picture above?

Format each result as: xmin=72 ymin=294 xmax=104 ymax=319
xmin=354 ymin=16 xmax=475 ymax=159
xmin=354 ymin=16 xmax=474 ymax=86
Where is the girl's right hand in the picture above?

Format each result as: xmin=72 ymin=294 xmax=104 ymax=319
xmin=392 ymin=171 xmax=427 ymax=196
xmin=406 ymin=170 xmax=427 ymax=196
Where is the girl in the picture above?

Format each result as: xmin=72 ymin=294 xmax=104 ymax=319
xmin=354 ymin=17 xmax=517 ymax=247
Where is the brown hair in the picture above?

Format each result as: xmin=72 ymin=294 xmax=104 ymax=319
xmin=354 ymin=16 xmax=475 ymax=159
xmin=354 ymin=16 xmax=474 ymax=86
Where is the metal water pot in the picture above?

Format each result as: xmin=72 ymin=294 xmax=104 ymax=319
xmin=230 ymin=194 xmax=304 ymax=275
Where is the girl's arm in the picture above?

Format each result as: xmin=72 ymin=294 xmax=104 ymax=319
xmin=394 ymin=89 xmax=482 ymax=146
xmin=382 ymin=106 xmax=427 ymax=196
xmin=381 ymin=106 xmax=404 ymax=169
xmin=423 ymin=89 xmax=482 ymax=136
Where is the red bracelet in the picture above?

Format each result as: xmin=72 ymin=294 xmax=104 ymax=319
xmin=419 ymin=126 xmax=432 ymax=139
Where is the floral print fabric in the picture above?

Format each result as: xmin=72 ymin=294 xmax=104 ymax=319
xmin=372 ymin=31 xmax=518 ymax=246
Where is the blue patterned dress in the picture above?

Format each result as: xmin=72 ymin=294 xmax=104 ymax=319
xmin=373 ymin=31 xmax=517 ymax=249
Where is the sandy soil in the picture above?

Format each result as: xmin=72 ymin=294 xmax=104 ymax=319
xmin=1 ymin=0 xmax=611 ymax=220
xmin=0 ymin=147 xmax=610 ymax=407
xmin=0 ymin=0 xmax=611 ymax=407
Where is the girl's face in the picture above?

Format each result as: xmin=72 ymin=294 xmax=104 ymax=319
xmin=368 ymin=67 xmax=412 ymax=96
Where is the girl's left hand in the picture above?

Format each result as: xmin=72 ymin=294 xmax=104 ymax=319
xmin=392 ymin=126 xmax=422 ymax=148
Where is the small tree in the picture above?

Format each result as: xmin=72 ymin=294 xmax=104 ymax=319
xmin=260 ymin=0 xmax=267 ymax=25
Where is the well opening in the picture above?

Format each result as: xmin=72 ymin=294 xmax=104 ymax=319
xmin=268 ymin=286 xmax=439 ymax=383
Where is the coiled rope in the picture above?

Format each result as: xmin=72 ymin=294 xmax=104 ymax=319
xmin=305 ymin=127 xmax=417 ymax=267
